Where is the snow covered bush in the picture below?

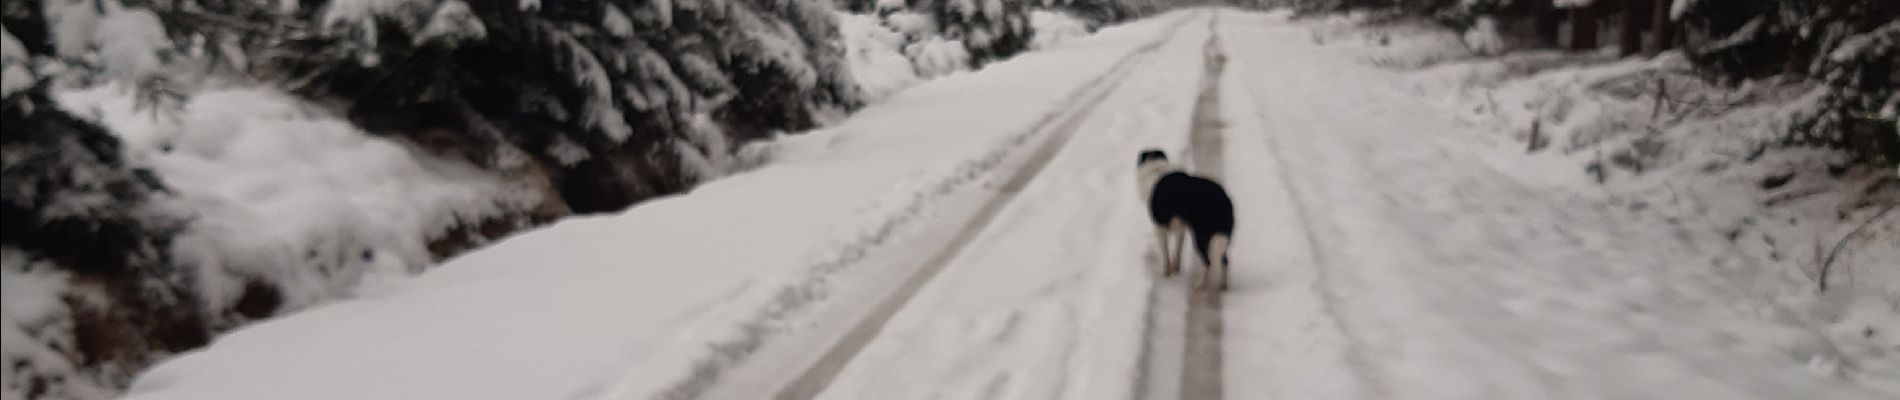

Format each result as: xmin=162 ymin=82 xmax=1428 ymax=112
xmin=832 ymin=4 xmax=1098 ymax=106
xmin=946 ymin=0 xmax=1032 ymax=63
xmin=56 ymin=86 xmax=542 ymax=320
xmin=906 ymin=35 xmax=974 ymax=78
xmin=1038 ymin=0 xmax=1166 ymax=26
xmin=1289 ymin=0 xmax=1459 ymax=15
xmin=838 ymin=0 xmax=1165 ymax=81
xmin=1028 ymin=9 xmax=1089 ymax=50
xmin=838 ymin=11 xmax=920 ymax=102
xmin=872 ymin=0 xmax=1031 ymax=66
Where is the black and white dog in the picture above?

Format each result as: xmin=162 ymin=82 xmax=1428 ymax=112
xmin=1137 ymin=149 xmax=1234 ymax=291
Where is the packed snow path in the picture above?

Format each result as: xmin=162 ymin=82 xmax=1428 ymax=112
xmin=769 ymin=13 xmax=1199 ymax=400
xmin=1177 ymin=13 xmax=1229 ymax=400
xmin=121 ymin=8 xmax=1891 ymax=400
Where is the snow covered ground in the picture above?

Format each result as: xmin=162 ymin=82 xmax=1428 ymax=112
xmin=1215 ymin=11 xmax=1894 ymax=398
xmin=117 ymin=7 xmax=1897 ymax=400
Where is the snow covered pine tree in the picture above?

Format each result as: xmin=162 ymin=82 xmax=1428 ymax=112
xmin=1675 ymin=0 xmax=1900 ymax=167
xmin=259 ymin=0 xmax=860 ymax=212
xmin=6 ymin=0 xmax=866 ymax=398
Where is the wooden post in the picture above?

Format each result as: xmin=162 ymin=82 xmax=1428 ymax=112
xmin=1650 ymin=0 xmax=1675 ymax=55
xmin=1570 ymin=5 xmax=1598 ymax=50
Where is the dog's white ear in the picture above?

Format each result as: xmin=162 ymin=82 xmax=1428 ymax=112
xmin=1137 ymin=149 xmax=1169 ymax=166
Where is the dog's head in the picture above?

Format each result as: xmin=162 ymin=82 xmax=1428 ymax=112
xmin=1136 ymin=149 xmax=1176 ymax=194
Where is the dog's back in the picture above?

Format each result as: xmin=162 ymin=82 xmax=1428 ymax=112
xmin=1149 ymin=172 xmax=1234 ymax=264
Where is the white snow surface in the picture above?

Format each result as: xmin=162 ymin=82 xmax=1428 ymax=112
xmin=119 ymin=13 xmax=1195 ymax=400
xmin=116 ymin=8 xmax=1898 ymax=400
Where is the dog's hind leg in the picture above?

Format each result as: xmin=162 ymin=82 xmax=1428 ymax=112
xmin=1169 ymin=219 xmax=1187 ymax=276
xmin=1209 ymin=234 xmax=1231 ymax=291
xmin=1153 ymin=225 xmax=1173 ymax=276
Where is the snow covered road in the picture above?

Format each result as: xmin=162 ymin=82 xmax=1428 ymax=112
xmin=809 ymin=12 xmax=1214 ymax=400
xmin=120 ymin=8 xmax=1892 ymax=400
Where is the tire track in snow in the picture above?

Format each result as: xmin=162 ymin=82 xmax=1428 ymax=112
xmin=765 ymin=12 xmax=1206 ymax=400
xmin=1134 ymin=12 xmax=1228 ymax=400
xmin=1177 ymin=12 xmax=1227 ymax=400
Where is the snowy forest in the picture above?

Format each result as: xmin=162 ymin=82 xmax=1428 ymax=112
xmin=2 ymin=0 xmax=1895 ymax=399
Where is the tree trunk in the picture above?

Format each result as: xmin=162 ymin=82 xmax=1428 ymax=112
xmin=1570 ymin=6 xmax=1598 ymax=51
xmin=1650 ymin=0 xmax=1674 ymax=55
xmin=1535 ymin=2 xmax=1563 ymax=48
xmin=1622 ymin=0 xmax=1644 ymax=56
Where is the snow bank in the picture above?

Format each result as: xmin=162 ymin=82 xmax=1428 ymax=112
xmin=117 ymin=12 xmax=1195 ymax=400
xmin=55 ymin=87 xmax=535 ymax=321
